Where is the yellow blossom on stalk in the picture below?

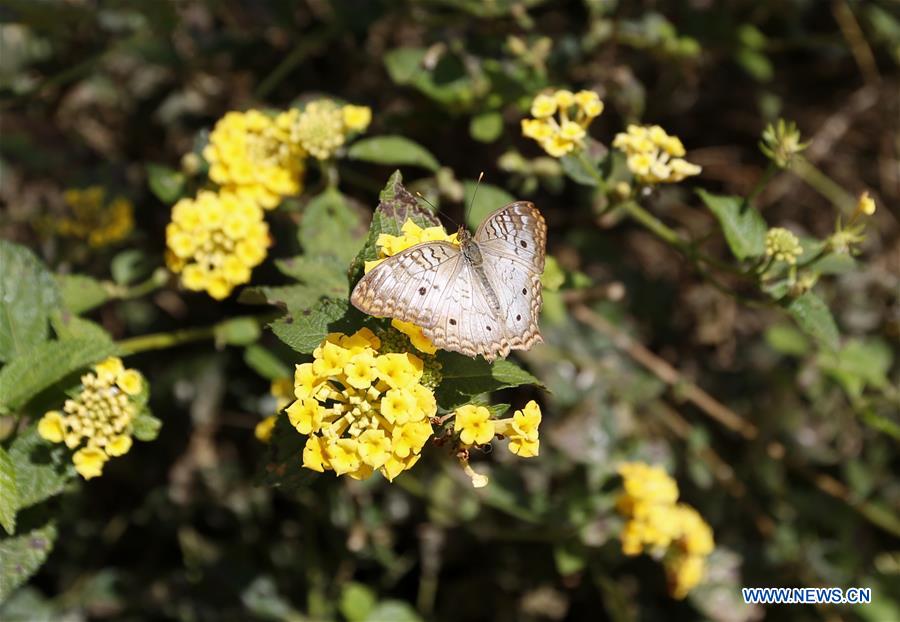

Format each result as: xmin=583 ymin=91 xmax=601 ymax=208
xmin=616 ymin=462 xmax=714 ymax=599
xmin=285 ymin=328 xmax=437 ymax=482
xmin=165 ymin=190 xmax=270 ymax=300
xmin=289 ymin=99 xmax=373 ymax=160
xmin=502 ymin=400 xmax=541 ymax=457
xmin=613 ymin=125 xmax=701 ymax=184
xmin=57 ymin=186 xmax=134 ymax=248
xmin=856 ymin=191 xmax=876 ymax=216
xmin=37 ymin=357 xmax=150 ymax=480
xmin=203 ymin=109 xmax=305 ymax=209
xmin=362 ymin=219 xmax=460 ymax=354
xmin=765 ymin=227 xmax=802 ymax=264
xmin=343 ymin=105 xmax=372 ymax=132
xmin=454 ymin=404 xmax=495 ymax=445
xmin=521 ymin=89 xmax=604 ymax=158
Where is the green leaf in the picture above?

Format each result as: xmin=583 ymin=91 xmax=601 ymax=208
xmin=786 ymin=292 xmax=839 ymax=351
xmin=270 ymin=298 xmax=351 ymax=355
xmin=340 ymin=582 xmax=377 ymax=622
xmin=820 ymin=338 xmax=892 ymax=399
xmin=469 ymin=111 xmax=504 ymax=143
xmin=697 ymin=189 xmax=767 ymax=261
xmin=299 ymin=190 xmax=367 ymax=265
xmin=49 ymin=311 xmax=113 ymax=344
xmin=55 ymin=274 xmax=109 ymax=314
xmin=243 ymin=345 xmax=291 ymax=381
xmin=384 ymin=47 xmax=475 ymax=108
xmin=463 ymin=181 xmax=515 ymax=230
xmin=274 ymin=255 xmax=349 ymax=297
xmin=436 ymin=355 xmax=542 ymax=409
xmin=554 ymin=541 xmax=587 ymax=575
xmin=0 ymin=448 xmax=18 ymax=535
xmin=0 ymin=241 xmax=59 ymax=363
xmin=213 ymin=317 xmax=261 ymax=347
xmin=8 ymin=427 xmax=74 ymax=509
xmin=0 ymin=522 xmax=57 ymax=602
xmin=348 ymin=136 xmax=440 ymax=172
xmin=0 ymin=338 xmax=116 ymax=412
xmin=349 ymin=171 xmax=441 ymax=281
xmin=764 ymin=324 xmax=810 ymax=357
xmin=110 ymin=249 xmax=154 ymax=286
xmin=363 ymin=601 xmax=422 ymax=622
xmin=146 ymin=163 xmax=186 ymax=204
xmin=132 ymin=410 xmax=162 ymax=442
xmin=560 ymin=153 xmax=600 ymax=187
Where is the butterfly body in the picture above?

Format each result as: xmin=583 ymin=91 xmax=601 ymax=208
xmin=351 ymin=202 xmax=546 ymax=362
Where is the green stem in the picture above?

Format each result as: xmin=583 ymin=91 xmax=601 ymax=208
xmin=745 ymin=162 xmax=777 ymax=206
xmin=116 ymin=325 xmax=217 ymax=356
xmin=104 ymin=268 xmax=169 ymax=300
xmin=792 ymin=157 xmax=856 ymax=214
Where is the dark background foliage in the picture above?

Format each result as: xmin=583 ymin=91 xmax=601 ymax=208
xmin=1 ymin=1 xmax=898 ymax=620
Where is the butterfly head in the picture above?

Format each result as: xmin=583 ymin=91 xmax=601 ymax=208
xmin=456 ymin=226 xmax=472 ymax=244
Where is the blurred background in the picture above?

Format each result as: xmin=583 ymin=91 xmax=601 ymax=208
xmin=1 ymin=1 xmax=898 ymax=620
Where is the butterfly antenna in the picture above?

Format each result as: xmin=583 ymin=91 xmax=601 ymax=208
xmin=416 ymin=191 xmax=460 ymax=230
xmin=465 ymin=171 xmax=484 ymax=228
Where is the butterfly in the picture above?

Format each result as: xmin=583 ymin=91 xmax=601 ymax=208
xmin=351 ymin=201 xmax=547 ymax=362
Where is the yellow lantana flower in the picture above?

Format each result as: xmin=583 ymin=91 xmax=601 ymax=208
xmin=288 ymin=99 xmax=373 ymax=160
xmin=165 ymin=190 xmax=270 ymax=300
xmin=203 ymin=109 xmax=305 ymax=210
xmin=521 ymin=89 xmax=604 ymax=158
xmin=615 ymin=462 xmax=715 ymax=599
xmin=612 ymin=125 xmax=701 ymax=184
xmin=454 ymin=404 xmax=495 ymax=446
xmin=286 ymin=328 xmax=436 ymax=482
xmin=57 ymin=186 xmax=134 ymax=248
xmin=505 ymin=400 xmax=541 ymax=457
xmin=38 ymin=357 xmax=151 ymax=480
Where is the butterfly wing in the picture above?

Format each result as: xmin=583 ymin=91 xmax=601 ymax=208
xmin=351 ymin=241 xmax=464 ymax=325
xmin=474 ymin=201 xmax=547 ymax=352
xmin=350 ymin=241 xmax=515 ymax=361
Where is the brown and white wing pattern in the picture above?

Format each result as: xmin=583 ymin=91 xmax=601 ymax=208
xmin=350 ymin=242 xmax=518 ymax=361
xmin=474 ymin=201 xmax=547 ymax=352
xmin=350 ymin=241 xmax=463 ymax=325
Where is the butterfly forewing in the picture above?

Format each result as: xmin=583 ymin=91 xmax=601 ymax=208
xmin=350 ymin=201 xmax=547 ymax=361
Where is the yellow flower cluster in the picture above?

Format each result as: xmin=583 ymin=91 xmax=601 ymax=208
xmin=285 ymin=328 xmax=436 ymax=481
xmin=165 ymin=190 xmax=270 ymax=300
xmin=613 ymin=125 xmax=702 ymax=184
xmin=204 ymin=109 xmax=305 ymax=210
xmin=521 ymin=89 xmax=604 ymax=158
xmin=289 ymin=100 xmax=373 ymax=160
xmin=57 ymin=186 xmax=134 ymax=247
xmin=255 ymin=377 xmax=293 ymax=443
xmin=38 ymin=357 xmax=146 ymax=480
xmin=363 ymin=219 xmax=460 ymax=355
xmin=765 ymin=227 xmax=802 ymax=264
xmin=454 ymin=400 xmax=542 ymax=458
xmin=616 ymin=462 xmax=714 ymax=599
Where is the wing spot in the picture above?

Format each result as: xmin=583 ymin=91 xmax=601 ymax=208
xmin=516 ymin=314 xmax=521 ymax=321
xmin=522 ymin=288 xmax=527 ymax=295
xmin=449 ymin=319 xmax=457 ymax=325
xmin=520 ymin=240 xmax=527 ymax=248
xmin=486 ymin=326 xmax=491 ymax=331
xmin=418 ymin=287 xmax=426 ymax=295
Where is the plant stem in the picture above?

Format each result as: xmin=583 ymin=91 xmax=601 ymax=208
xmin=745 ymin=162 xmax=777 ymax=206
xmin=116 ymin=325 xmax=217 ymax=355
xmin=792 ymin=156 xmax=856 ymax=214
xmin=105 ymin=268 xmax=169 ymax=300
